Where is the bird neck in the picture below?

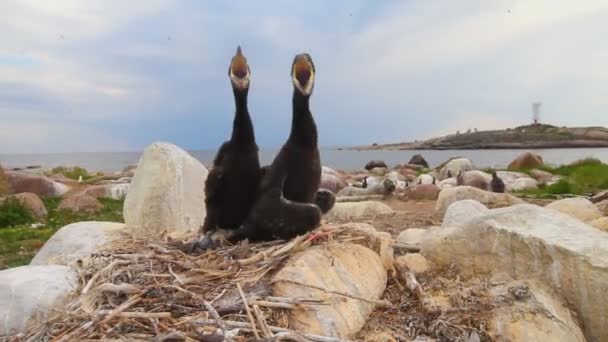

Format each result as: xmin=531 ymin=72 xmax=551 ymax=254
xmin=231 ymin=88 xmax=255 ymax=145
xmin=288 ymin=89 xmax=317 ymax=147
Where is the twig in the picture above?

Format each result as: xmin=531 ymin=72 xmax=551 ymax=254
xmin=271 ymin=279 xmax=391 ymax=307
xmin=193 ymin=319 xmax=354 ymax=342
xmin=82 ymin=260 xmax=130 ymax=294
xmin=97 ymin=310 xmax=171 ymax=319
xmin=252 ymin=305 xmax=273 ymax=338
xmin=250 ymin=300 xmax=295 ymax=309
xmin=168 ymin=264 xmax=184 ymax=285
xmin=237 ymin=283 xmax=260 ymax=339
xmin=202 ymin=300 xmax=228 ymax=337
xmin=97 ymin=283 xmax=141 ymax=294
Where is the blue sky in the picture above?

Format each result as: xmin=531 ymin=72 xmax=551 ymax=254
xmin=1 ymin=0 xmax=607 ymax=153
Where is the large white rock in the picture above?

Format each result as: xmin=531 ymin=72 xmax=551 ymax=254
xmin=435 ymin=186 xmax=524 ymax=212
xmin=422 ymin=204 xmax=608 ymax=341
xmin=85 ymin=183 xmax=130 ymax=200
xmin=442 ymin=200 xmax=489 ymax=228
xmin=438 ymin=158 xmax=473 ymax=180
xmin=438 ymin=177 xmax=457 ymax=189
xmin=489 ymin=280 xmax=585 ymax=342
xmin=589 ymin=217 xmax=608 ymax=232
xmin=495 ymin=171 xmax=529 ymax=184
xmin=0 ymin=265 xmax=78 ymax=335
xmin=273 ymin=244 xmax=387 ymax=338
xmin=396 ymin=228 xmax=433 ymax=248
xmin=506 ymin=177 xmax=538 ymax=192
xmin=123 ymin=142 xmax=208 ymax=237
xmin=30 ymin=222 xmax=125 ymax=266
xmin=545 ymin=197 xmax=603 ymax=222
xmin=326 ymin=201 xmax=393 ymax=221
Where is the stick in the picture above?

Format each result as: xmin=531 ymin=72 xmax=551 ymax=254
xmin=237 ymin=283 xmax=260 ymax=339
xmin=237 ymin=245 xmax=282 ymax=266
xmin=97 ymin=283 xmax=141 ymax=294
xmin=168 ymin=264 xmax=184 ymax=285
xmin=193 ymin=319 xmax=354 ymax=342
xmin=202 ymin=300 xmax=228 ymax=337
xmin=97 ymin=311 xmax=171 ymax=319
xmin=250 ymin=300 xmax=295 ymax=309
xmin=252 ymin=305 xmax=273 ymax=338
xmin=82 ymin=260 xmax=130 ymax=294
xmin=271 ymin=279 xmax=391 ymax=307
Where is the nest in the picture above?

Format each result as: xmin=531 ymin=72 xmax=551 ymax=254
xmin=13 ymin=223 xmax=497 ymax=342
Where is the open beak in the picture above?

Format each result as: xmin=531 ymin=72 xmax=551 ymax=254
xmin=229 ymin=46 xmax=250 ymax=90
xmin=291 ymin=53 xmax=315 ymax=96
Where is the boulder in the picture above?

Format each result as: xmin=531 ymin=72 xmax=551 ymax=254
xmin=365 ymin=160 xmax=387 ymax=171
xmin=395 ymin=254 xmax=429 ymax=274
xmin=442 ymin=200 xmax=489 ymax=228
xmin=370 ymin=167 xmax=387 ymax=176
xmin=495 ymin=171 xmax=529 ymax=184
xmin=589 ymin=217 xmax=608 ymax=232
xmin=30 ymin=222 xmax=125 ymax=266
xmin=438 ymin=158 xmax=473 ymax=180
xmin=408 ymin=154 xmax=429 ymax=168
xmin=416 ymin=174 xmax=436 ymax=185
xmin=435 ymin=186 xmax=524 ymax=212
xmin=403 ymin=184 xmax=440 ymax=200
xmin=596 ymin=199 xmax=608 ymax=216
xmin=508 ymin=152 xmax=543 ymax=170
xmin=456 ymin=170 xmax=490 ymax=191
xmin=123 ymin=142 xmax=208 ymax=237
xmin=58 ymin=193 xmax=103 ymax=213
xmin=529 ymin=169 xmax=554 ymax=184
xmin=488 ymin=280 xmax=585 ymax=342
xmin=506 ymin=177 xmax=538 ymax=192
xmin=396 ymin=228 xmax=431 ymax=248
xmin=545 ymin=197 xmax=602 ymax=222
xmin=338 ymin=179 xmax=395 ymax=197
xmin=0 ymin=265 xmax=78 ymax=335
xmin=273 ymin=244 xmax=387 ymax=338
xmin=0 ymin=192 xmax=47 ymax=218
xmin=5 ymin=171 xmax=69 ymax=197
xmin=421 ymin=204 xmax=608 ymax=341
xmin=326 ymin=201 xmax=393 ymax=221
xmin=320 ymin=173 xmax=348 ymax=194
xmin=85 ymin=183 xmax=130 ymax=200
xmin=393 ymin=163 xmax=424 ymax=172
xmin=437 ymin=177 xmax=457 ymax=189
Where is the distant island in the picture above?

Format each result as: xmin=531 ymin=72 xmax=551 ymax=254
xmin=349 ymin=124 xmax=608 ymax=150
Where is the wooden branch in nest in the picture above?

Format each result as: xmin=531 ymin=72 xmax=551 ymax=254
xmin=96 ymin=283 xmax=141 ymax=294
xmin=97 ymin=310 xmax=171 ymax=319
xmin=82 ymin=260 xmax=131 ymax=294
xmin=193 ymin=319 xmax=354 ymax=342
xmin=271 ymin=279 xmax=391 ymax=307
xmin=237 ymin=283 xmax=260 ymax=339
xmin=253 ymin=304 xmax=273 ymax=338
xmin=336 ymin=194 xmax=384 ymax=202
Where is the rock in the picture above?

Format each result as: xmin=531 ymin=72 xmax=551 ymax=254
xmin=508 ymin=151 xmax=543 ymax=170
xmin=408 ymin=154 xmax=429 ymax=168
xmin=0 ymin=192 xmax=47 ymax=218
xmin=393 ymin=163 xmax=424 ymax=172
xmin=395 ymin=253 xmax=429 ymax=274
xmin=85 ymin=183 xmax=130 ymax=200
xmin=416 ymin=174 xmax=436 ymax=185
xmin=397 ymin=228 xmax=431 ymax=248
xmin=456 ymin=170 xmax=490 ymax=191
xmin=360 ymin=331 xmax=397 ymax=342
xmin=506 ymin=177 xmax=538 ymax=192
xmin=30 ymin=222 xmax=125 ymax=266
xmin=529 ymin=169 xmax=554 ymax=184
xmin=326 ymin=201 xmax=393 ymax=221
xmin=370 ymin=167 xmax=387 ymax=176
xmin=0 ymin=164 xmax=8 ymax=196
xmin=495 ymin=171 xmax=529 ymax=184
xmin=442 ymin=200 xmax=489 ymax=228
xmin=0 ymin=265 xmax=78 ymax=335
xmin=58 ymin=193 xmax=103 ymax=213
xmin=596 ymin=199 xmax=608 ymax=216
xmin=321 ymin=173 xmax=348 ymax=194
xmin=365 ymin=160 xmax=387 ymax=171
xmin=421 ymin=203 xmax=608 ymax=341
xmin=488 ymin=280 xmax=586 ymax=342
xmin=5 ymin=171 xmax=70 ymax=197
xmin=338 ymin=179 xmax=395 ymax=197
xmin=273 ymin=244 xmax=387 ymax=338
xmin=437 ymin=177 xmax=457 ymax=189
xmin=122 ymin=164 xmax=137 ymax=173
xmin=438 ymin=158 xmax=473 ymax=180
xmin=403 ymin=184 xmax=440 ymax=200
xmin=589 ymin=217 xmax=608 ymax=232
xmin=545 ymin=197 xmax=602 ymax=222
xmin=435 ymin=186 xmax=524 ymax=212
xmin=591 ymin=189 xmax=608 ymax=204
xmin=123 ymin=142 xmax=208 ymax=237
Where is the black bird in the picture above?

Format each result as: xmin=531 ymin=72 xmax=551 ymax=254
xmin=226 ymin=53 xmax=332 ymax=243
xmin=195 ymin=46 xmax=261 ymax=247
xmin=490 ymin=171 xmax=506 ymax=193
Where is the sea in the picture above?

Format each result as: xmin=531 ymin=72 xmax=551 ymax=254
xmin=2 ymin=148 xmax=608 ymax=173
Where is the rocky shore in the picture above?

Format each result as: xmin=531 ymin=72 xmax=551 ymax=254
xmin=352 ymin=124 xmax=608 ymax=150
xmin=1 ymin=143 xmax=607 ymax=341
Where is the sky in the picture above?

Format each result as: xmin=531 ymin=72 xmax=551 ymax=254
xmin=1 ymin=0 xmax=607 ymax=153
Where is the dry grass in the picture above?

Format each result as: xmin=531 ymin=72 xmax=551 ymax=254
xmin=0 ymin=164 xmax=9 ymax=196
